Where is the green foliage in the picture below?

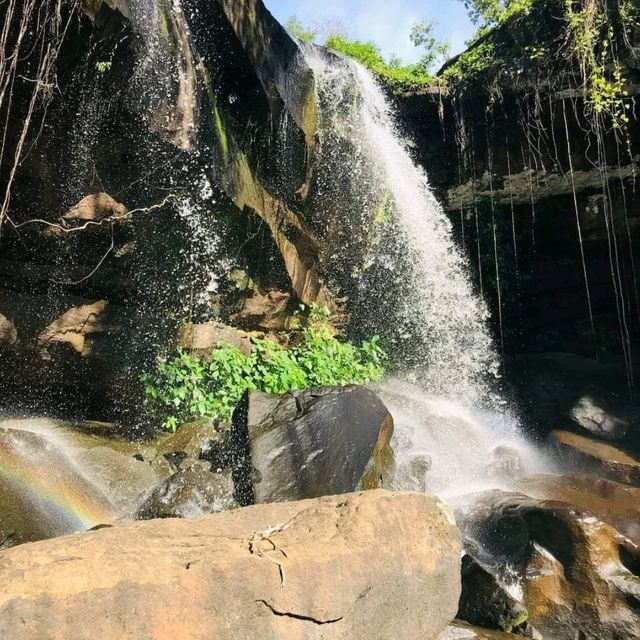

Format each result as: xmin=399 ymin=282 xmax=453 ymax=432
xmin=459 ymin=0 xmax=534 ymax=25
xmin=410 ymin=21 xmax=451 ymax=73
xmin=441 ymin=40 xmax=500 ymax=85
xmin=142 ymin=305 xmax=386 ymax=430
xmin=286 ymin=15 xmax=317 ymax=43
xmin=325 ymin=34 xmax=434 ymax=93
xmin=563 ymin=0 xmax=630 ymax=127
xmin=620 ymin=0 xmax=640 ymax=28
xmin=95 ymin=61 xmax=112 ymax=74
xmin=447 ymin=0 xmax=635 ymax=129
xmin=283 ymin=15 xmax=450 ymax=93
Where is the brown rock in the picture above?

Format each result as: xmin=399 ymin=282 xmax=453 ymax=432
xmin=551 ymin=430 xmax=640 ymax=486
xmin=513 ymin=474 xmax=640 ymax=546
xmin=231 ymin=289 xmax=293 ymax=331
xmin=461 ymin=490 xmax=640 ymax=639
xmin=569 ymin=387 xmax=629 ymax=441
xmin=178 ymin=321 xmax=253 ymax=356
xmin=39 ymin=300 xmax=108 ymax=354
xmin=0 ymin=314 xmax=17 ymax=344
xmin=64 ymin=193 xmax=127 ymax=223
xmin=0 ymin=490 xmax=462 ymax=640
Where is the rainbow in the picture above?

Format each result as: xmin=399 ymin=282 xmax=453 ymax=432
xmin=0 ymin=426 xmax=117 ymax=541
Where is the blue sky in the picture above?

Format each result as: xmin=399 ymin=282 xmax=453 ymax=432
xmin=264 ymin=0 xmax=476 ymax=64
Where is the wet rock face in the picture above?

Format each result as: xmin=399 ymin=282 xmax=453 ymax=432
xmin=396 ymin=80 xmax=640 ymax=371
xmin=136 ymin=463 xmax=238 ymax=519
xmin=512 ymin=474 xmax=640 ymax=547
xmin=0 ymin=0 xmax=327 ymax=421
xmin=458 ymin=556 xmax=528 ymax=634
xmin=570 ymin=388 xmax=629 ymax=441
xmin=0 ymin=491 xmax=462 ymax=640
xmin=459 ymin=490 xmax=640 ymax=640
xmin=505 ymin=353 xmax=635 ymax=438
xmin=551 ymin=430 xmax=640 ymax=487
xmin=231 ymin=386 xmax=394 ymax=505
xmin=0 ymin=314 xmax=17 ymax=344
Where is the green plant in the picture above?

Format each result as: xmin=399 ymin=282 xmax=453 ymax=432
xmin=142 ymin=305 xmax=386 ymax=430
xmin=459 ymin=0 xmax=534 ymax=25
xmin=325 ymin=34 xmax=434 ymax=93
xmin=446 ymin=0 xmax=634 ymax=128
xmin=563 ymin=0 xmax=630 ymax=127
xmin=95 ymin=61 xmax=112 ymax=74
xmin=410 ymin=21 xmax=451 ymax=73
xmin=286 ymin=15 xmax=317 ymax=43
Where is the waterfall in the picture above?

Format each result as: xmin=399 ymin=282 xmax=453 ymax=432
xmin=307 ymin=49 xmax=499 ymax=405
xmin=305 ymin=49 xmax=553 ymax=496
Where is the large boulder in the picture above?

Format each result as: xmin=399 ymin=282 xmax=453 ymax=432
xmin=459 ymin=490 xmax=640 ymax=639
xmin=231 ymin=386 xmax=394 ymax=505
xmin=550 ymin=430 xmax=640 ymax=486
xmin=512 ymin=474 xmax=640 ymax=546
xmin=569 ymin=386 xmax=630 ymax=441
xmin=0 ymin=490 xmax=462 ymax=640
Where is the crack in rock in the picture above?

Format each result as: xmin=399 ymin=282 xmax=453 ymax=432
xmin=257 ymin=600 xmax=344 ymax=625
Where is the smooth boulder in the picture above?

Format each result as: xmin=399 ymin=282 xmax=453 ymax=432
xmin=232 ymin=386 xmax=394 ymax=505
xmin=569 ymin=387 xmax=629 ymax=440
xmin=0 ymin=490 xmax=462 ymax=640
xmin=513 ymin=474 xmax=640 ymax=546
xmin=551 ymin=430 xmax=640 ymax=486
xmin=459 ymin=489 xmax=640 ymax=639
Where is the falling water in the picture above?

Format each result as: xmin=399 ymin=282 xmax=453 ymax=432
xmin=307 ymin=50 xmax=499 ymax=405
xmin=306 ymin=49 xmax=553 ymax=496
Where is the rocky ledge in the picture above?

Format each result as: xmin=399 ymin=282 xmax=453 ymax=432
xmin=0 ymin=490 xmax=461 ymax=640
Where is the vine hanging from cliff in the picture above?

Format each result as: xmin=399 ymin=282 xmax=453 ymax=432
xmin=444 ymin=0 xmax=637 ymax=128
xmin=0 ymin=0 xmax=79 ymax=235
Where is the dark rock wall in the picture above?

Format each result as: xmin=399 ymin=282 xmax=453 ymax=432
xmin=396 ymin=79 xmax=640 ymax=416
xmin=0 ymin=0 xmax=320 ymax=422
